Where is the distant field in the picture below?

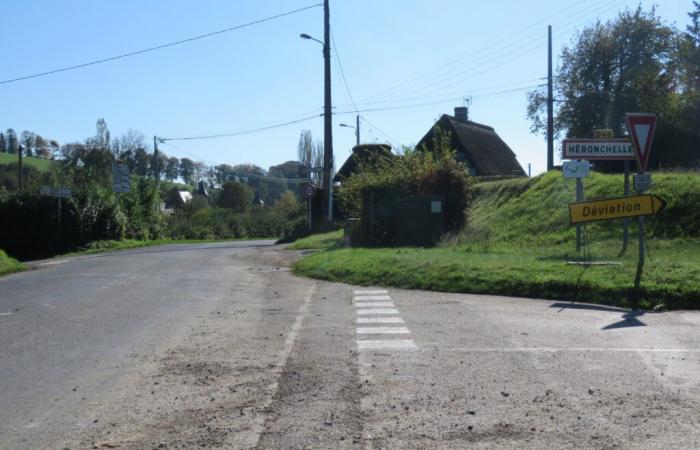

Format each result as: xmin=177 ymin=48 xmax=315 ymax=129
xmin=0 ymin=153 xmax=53 ymax=172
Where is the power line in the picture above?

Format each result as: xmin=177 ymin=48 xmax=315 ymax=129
xmin=330 ymin=28 xmax=359 ymax=113
xmin=360 ymin=116 xmax=402 ymax=148
xmin=363 ymin=0 xmax=625 ymax=105
xmin=0 ymin=3 xmax=322 ymax=86
xmin=162 ymin=113 xmax=322 ymax=141
xmin=335 ymin=84 xmax=544 ymax=116
xmin=361 ymin=0 xmax=602 ymax=102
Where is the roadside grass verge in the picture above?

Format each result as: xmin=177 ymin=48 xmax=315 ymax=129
xmin=293 ymin=237 xmax=700 ymax=310
xmin=57 ymin=237 xmax=273 ymax=258
xmin=0 ymin=249 xmax=24 ymax=276
xmin=286 ymin=230 xmax=343 ymax=250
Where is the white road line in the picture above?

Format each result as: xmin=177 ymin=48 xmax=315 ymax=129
xmin=357 ymin=308 xmax=400 ymax=315
xmin=357 ymin=317 xmax=404 ymax=324
xmin=357 ymin=340 xmax=417 ymax=350
xmin=354 ymin=290 xmax=388 ymax=295
xmin=356 ymin=327 xmax=410 ymax=335
xmin=354 ymin=302 xmax=394 ymax=308
xmin=354 ymin=295 xmax=391 ymax=301
xmin=0 ymin=312 xmax=12 ymax=316
xmin=37 ymin=259 xmax=70 ymax=266
xmin=438 ymin=347 xmax=700 ymax=353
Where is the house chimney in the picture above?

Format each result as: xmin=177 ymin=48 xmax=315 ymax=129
xmin=454 ymin=106 xmax=469 ymax=121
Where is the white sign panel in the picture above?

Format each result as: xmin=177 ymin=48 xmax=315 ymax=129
xmin=562 ymin=139 xmax=635 ymax=160
xmin=562 ymin=160 xmax=591 ymax=178
xmin=39 ymin=186 xmax=72 ymax=198
xmin=112 ymin=164 xmax=130 ymax=193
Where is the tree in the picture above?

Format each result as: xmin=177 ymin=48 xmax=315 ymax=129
xmin=20 ymin=131 xmax=35 ymax=157
xmin=164 ymin=156 xmax=180 ymax=181
xmin=179 ymin=158 xmax=195 ymax=185
xmin=112 ymin=129 xmax=146 ymax=160
xmin=297 ymin=130 xmax=323 ymax=184
xmin=273 ymin=190 xmax=302 ymax=218
xmin=217 ymin=181 xmax=253 ymax=213
xmin=5 ymin=129 xmax=18 ymax=154
xmin=526 ymin=6 xmax=698 ymax=169
xmin=0 ymin=133 xmax=6 ymax=153
xmin=133 ymin=148 xmax=150 ymax=177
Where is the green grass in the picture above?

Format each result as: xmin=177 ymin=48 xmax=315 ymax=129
xmin=286 ymin=230 xmax=344 ymax=250
xmin=0 ymin=153 xmax=53 ymax=172
xmin=292 ymin=170 xmax=700 ymax=310
xmin=0 ymin=249 xmax=24 ymax=276
xmin=58 ymin=238 xmax=256 ymax=258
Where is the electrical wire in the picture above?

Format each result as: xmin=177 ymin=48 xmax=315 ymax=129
xmin=162 ymin=113 xmax=322 ymax=141
xmin=0 ymin=3 xmax=322 ymax=85
xmin=363 ymin=0 xmax=626 ymax=105
xmin=330 ymin=27 xmax=359 ymax=113
xmin=360 ymin=116 xmax=402 ymax=148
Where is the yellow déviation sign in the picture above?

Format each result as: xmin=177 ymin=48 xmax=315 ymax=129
xmin=569 ymin=194 xmax=665 ymax=224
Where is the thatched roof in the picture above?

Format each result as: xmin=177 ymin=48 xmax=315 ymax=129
xmin=334 ymin=144 xmax=395 ymax=182
xmin=416 ymin=114 xmax=526 ymax=177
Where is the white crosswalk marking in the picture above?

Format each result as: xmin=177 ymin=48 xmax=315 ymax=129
xmin=352 ymin=289 xmax=417 ymax=351
xmin=354 ymin=302 xmax=394 ymax=308
xmin=354 ymin=295 xmax=392 ymax=301
xmin=356 ymin=327 xmax=410 ymax=334
xmin=353 ymin=290 xmax=388 ymax=295
xmin=357 ymin=340 xmax=417 ymax=350
xmin=357 ymin=308 xmax=400 ymax=315
xmin=357 ymin=317 xmax=405 ymax=324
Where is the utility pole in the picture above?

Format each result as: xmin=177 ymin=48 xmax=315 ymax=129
xmin=547 ymin=25 xmax=554 ymax=172
xmin=18 ymin=144 xmax=23 ymax=191
xmin=153 ymin=135 xmax=160 ymax=181
xmin=355 ymin=114 xmax=360 ymax=146
xmin=323 ymin=0 xmax=334 ymax=221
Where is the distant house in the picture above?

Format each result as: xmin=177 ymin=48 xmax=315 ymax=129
xmin=333 ymin=144 xmax=395 ymax=183
xmin=416 ymin=107 xmax=526 ymax=177
xmin=164 ymin=187 xmax=193 ymax=210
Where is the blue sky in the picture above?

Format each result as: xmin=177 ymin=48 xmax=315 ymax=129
xmin=0 ymin=0 xmax=693 ymax=175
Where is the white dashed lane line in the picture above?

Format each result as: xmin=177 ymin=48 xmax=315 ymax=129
xmin=353 ymin=289 xmax=416 ymax=351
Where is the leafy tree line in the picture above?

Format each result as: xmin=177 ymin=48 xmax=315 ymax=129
xmin=527 ymin=4 xmax=700 ymax=170
xmin=0 ymin=119 xmax=314 ymax=259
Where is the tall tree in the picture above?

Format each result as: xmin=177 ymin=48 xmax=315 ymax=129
xmin=297 ymin=130 xmax=323 ymax=184
xmin=179 ymin=158 xmax=195 ymax=185
xmin=164 ymin=156 xmax=180 ymax=181
xmin=0 ymin=133 xmax=6 ymax=153
xmin=5 ymin=129 xmax=18 ymax=154
xmin=133 ymin=148 xmax=150 ymax=177
xmin=526 ymin=6 xmax=696 ymax=169
xmin=20 ymin=131 xmax=35 ymax=157
xmin=217 ymin=181 xmax=253 ymax=213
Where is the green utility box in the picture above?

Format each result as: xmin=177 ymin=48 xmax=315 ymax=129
xmin=396 ymin=195 xmax=445 ymax=247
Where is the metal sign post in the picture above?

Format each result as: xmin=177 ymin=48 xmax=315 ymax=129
xmin=562 ymin=160 xmax=590 ymax=252
xmin=625 ymin=113 xmax=658 ymax=291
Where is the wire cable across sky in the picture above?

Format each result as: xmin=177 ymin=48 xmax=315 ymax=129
xmin=0 ymin=3 xmax=322 ymax=86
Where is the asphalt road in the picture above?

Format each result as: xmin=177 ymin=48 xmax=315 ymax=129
xmin=0 ymin=242 xmax=698 ymax=449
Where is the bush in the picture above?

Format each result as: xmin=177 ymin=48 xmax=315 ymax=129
xmin=339 ymin=128 xmax=474 ymax=246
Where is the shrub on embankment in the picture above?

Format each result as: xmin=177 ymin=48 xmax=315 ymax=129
xmin=292 ymin=170 xmax=700 ymax=310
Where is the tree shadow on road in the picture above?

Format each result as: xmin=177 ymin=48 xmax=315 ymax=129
xmin=550 ymin=302 xmax=647 ymax=330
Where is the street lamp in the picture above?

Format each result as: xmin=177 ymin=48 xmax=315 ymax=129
xmin=299 ymin=0 xmax=333 ymax=222
xmin=339 ymin=114 xmax=360 ymax=146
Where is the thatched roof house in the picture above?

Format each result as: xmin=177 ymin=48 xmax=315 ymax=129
xmin=333 ymin=144 xmax=395 ymax=182
xmin=416 ymin=107 xmax=526 ymax=177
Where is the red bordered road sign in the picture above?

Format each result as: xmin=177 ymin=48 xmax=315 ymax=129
xmin=625 ymin=113 xmax=657 ymax=170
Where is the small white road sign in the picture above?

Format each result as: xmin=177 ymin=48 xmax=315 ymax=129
xmin=562 ymin=160 xmax=591 ymax=178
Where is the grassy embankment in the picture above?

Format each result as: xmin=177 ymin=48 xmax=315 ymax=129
xmin=0 ymin=153 xmax=53 ymax=172
xmin=0 ymin=249 xmax=24 ymax=276
xmin=291 ymin=171 xmax=700 ymax=310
